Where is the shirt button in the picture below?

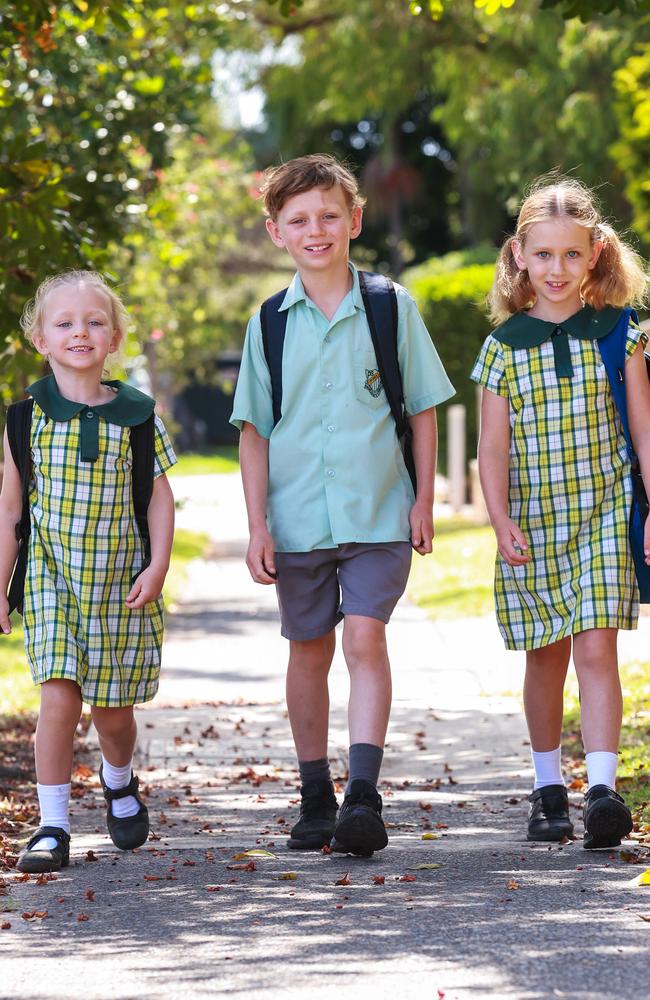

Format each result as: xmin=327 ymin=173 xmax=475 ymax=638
xmin=86 ymin=411 xmax=94 ymax=419
xmin=327 ymin=425 xmax=335 ymax=433
xmin=324 ymin=381 xmax=333 ymax=390
xmin=327 ymin=469 xmax=335 ymax=478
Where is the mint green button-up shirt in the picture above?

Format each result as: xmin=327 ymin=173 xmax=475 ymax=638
xmin=230 ymin=263 xmax=455 ymax=552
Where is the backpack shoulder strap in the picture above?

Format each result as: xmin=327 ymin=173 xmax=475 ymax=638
xmin=6 ymin=397 xmax=34 ymax=616
xmin=598 ymin=308 xmax=638 ymax=458
xmin=260 ymin=289 xmax=289 ymax=427
xmin=129 ymin=414 xmax=155 ymax=564
xmin=358 ymin=271 xmax=405 ymax=434
xmin=6 ymin=398 xmax=34 ymax=491
xmin=358 ymin=271 xmax=417 ymax=493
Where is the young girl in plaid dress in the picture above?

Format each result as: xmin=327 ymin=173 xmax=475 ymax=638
xmin=0 ymin=271 xmax=176 ymax=872
xmin=471 ymin=178 xmax=649 ymax=849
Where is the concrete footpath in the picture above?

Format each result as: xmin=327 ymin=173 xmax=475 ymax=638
xmin=3 ymin=474 xmax=650 ymax=1000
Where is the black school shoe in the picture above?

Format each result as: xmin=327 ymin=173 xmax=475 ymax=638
xmin=330 ymin=779 xmax=388 ymax=858
xmin=583 ymin=784 xmax=633 ymax=850
xmin=527 ymin=784 xmax=574 ymax=842
xmin=16 ymin=826 xmax=70 ymax=873
xmin=99 ymin=766 xmax=150 ymax=851
xmin=287 ymin=779 xmax=338 ymax=850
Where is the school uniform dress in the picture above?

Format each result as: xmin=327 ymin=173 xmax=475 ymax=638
xmin=471 ymin=306 xmax=644 ymax=651
xmin=22 ymin=375 xmax=176 ymax=706
xmin=230 ymin=262 xmax=455 ymax=552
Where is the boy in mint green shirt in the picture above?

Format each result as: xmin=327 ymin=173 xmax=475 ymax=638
xmin=231 ymin=154 xmax=454 ymax=857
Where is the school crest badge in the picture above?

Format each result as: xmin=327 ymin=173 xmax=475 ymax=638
xmin=364 ymin=369 xmax=383 ymax=398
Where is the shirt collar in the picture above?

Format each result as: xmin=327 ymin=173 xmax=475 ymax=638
xmin=492 ymin=305 xmax=624 ymax=379
xmin=28 ymin=374 xmax=155 ymax=425
xmin=494 ymin=304 xmax=623 ymax=347
xmin=279 ymin=262 xmax=364 ymax=315
xmin=27 ymin=375 xmax=155 ymax=462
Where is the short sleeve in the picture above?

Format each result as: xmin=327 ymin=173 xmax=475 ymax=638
xmin=625 ymin=319 xmax=648 ymax=360
xmin=229 ymin=313 xmax=274 ymax=438
xmin=153 ymin=415 xmax=177 ymax=478
xmin=394 ymin=286 xmax=456 ymax=415
xmin=470 ymin=335 xmax=509 ymax=397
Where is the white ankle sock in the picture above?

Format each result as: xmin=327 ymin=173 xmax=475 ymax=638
xmin=531 ymin=746 xmax=564 ymax=790
xmin=585 ymin=751 xmax=618 ymax=790
xmin=102 ymin=757 xmax=140 ymax=819
xmin=34 ymin=782 xmax=71 ymax=850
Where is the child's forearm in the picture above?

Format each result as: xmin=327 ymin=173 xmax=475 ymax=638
xmin=0 ymin=518 xmax=19 ymax=594
xmin=239 ymin=422 xmax=271 ymax=532
xmin=408 ymin=407 xmax=437 ymax=504
xmin=147 ymin=474 xmax=175 ymax=573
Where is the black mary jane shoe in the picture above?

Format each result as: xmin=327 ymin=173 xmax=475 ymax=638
xmin=583 ymin=784 xmax=633 ymax=850
xmin=99 ymin=766 xmax=150 ymax=851
xmin=16 ymin=826 xmax=71 ymax=874
xmin=527 ymin=784 xmax=574 ymax=842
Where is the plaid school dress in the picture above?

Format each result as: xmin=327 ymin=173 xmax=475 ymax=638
xmin=471 ymin=307 xmax=644 ymax=651
xmin=22 ymin=376 xmax=176 ymax=706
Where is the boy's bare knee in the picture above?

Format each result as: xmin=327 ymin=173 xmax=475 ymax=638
xmin=289 ymin=632 xmax=335 ymax=670
xmin=342 ymin=616 xmax=387 ymax=667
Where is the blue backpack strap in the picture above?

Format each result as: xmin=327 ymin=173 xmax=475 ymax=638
xmin=260 ymin=288 xmax=289 ymax=427
xmin=6 ymin=397 xmax=34 ymax=616
xmin=598 ymin=308 xmax=650 ymax=601
xmin=358 ymin=270 xmax=416 ymax=493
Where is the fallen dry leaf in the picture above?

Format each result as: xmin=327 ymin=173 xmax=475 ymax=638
xmin=335 ymin=873 xmax=351 ymax=886
xmin=408 ymin=863 xmax=441 ymax=871
xmin=398 ymin=875 xmax=417 ymax=883
xmin=631 ymin=867 xmax=650 ymax=887
xmin=85 ymin=850 xmax=98 ymax=862
xmin=84 ymin=889 xmax=95 ymax=902
xmin=233 ymin=849 xmax=277 ymax=860
xmin=205 ymin=885 xmax=222 ymax=892
xmin=421 ymin=833 xmax=438 ymax=841
xmin=506 ymin=879 xmax=520 ymax=890
xmin=226 ymin=861 xmax=256 ymax=872
xmin=1 ymin=921 xmax=11 ymax=929
xmin=143 ymin=875 xmax=161 ymax=882
xmin=279 ymin=872 xmax=297 ymax=881
xmin=21 ymin=910 xmax=48 ymax=921
xmin=638 ymin=914 xmax=650 ymax=922
xmin=35 ymin=872 xmax=58 ymax=885
xmin=372 ymin=876 xmax=385 ymax=885
xmin=77 ymin=912 xmax=89 ymax=922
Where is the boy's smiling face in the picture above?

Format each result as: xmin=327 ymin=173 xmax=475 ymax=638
xmin=265 ymin=184 xmax=362 ymax=277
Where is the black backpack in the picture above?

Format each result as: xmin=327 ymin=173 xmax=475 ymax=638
xmin=5 ymin=398 xmax=155 ymax=616
xmin=259 ymin=270 xmax=417 ymax=493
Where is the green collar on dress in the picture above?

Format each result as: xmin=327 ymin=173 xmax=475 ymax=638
xmin=27 ymin=374 xmax=155 ymax=462
xmin=492 ymin=304 xmax=624 ymax=378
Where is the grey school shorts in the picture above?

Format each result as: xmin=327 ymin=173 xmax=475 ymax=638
xmin=274 ymin=541 xmax=413 ymax=641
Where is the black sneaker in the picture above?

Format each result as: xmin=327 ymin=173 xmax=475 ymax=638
xmin=330 ymin=778 xmax=388 ymax=857
xmin=16 ymin=826 xmax=71 ymax=873
xmin=583 ymin=784 xmax=633 ymax=850
xmin=527 ymin=784 xmax=574 ymax=842
xmin=287 ymin=779 xmax=338 ymax=850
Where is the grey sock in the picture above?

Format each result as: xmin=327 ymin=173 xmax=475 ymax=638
xmin=348 ymin=743 xmax=384 ymax=791
xmin=298 ymin=757 xmax=331 ymax=786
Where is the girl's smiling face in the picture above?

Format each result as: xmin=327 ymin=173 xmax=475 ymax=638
xmin=513 ymin=217 xmax=603 ymax=321
xmin=33 ymin=281 xmax=121 ymax=377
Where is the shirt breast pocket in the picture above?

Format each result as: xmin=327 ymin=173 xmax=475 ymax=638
xmin=354 ymin=354 xmax=385 ymax=408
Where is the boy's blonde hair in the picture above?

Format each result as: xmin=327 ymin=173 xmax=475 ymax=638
xmin=260 ymin=154 xmax=366 ymax=221
xmin=21 ymin=270 xmax=130 ymax=359
xmin=488 ymin=176 xmax=648 ymax=325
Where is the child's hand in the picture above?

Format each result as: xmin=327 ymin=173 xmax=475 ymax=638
xmin=495 ymin=518 xmax=531 ymax=567
xmin=246 ymin=527 xmax=277 ymax=584
xmin=409 ymin=500 xmax=434 ymax=555
xmin=125 ymin=564 xmax=167 ymax=609
xmin=0 ymin=594 xmax=11 ymax=635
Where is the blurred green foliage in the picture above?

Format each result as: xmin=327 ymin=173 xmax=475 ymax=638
xmin=403 ymin=251 xmax=496 ymax=470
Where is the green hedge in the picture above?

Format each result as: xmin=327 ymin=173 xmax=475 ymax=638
xmin=402 ymin=249 xmax=497 ymax=475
